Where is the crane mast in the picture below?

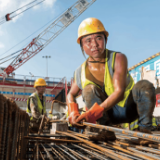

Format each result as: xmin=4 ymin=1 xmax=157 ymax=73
xmin=4 ymin=0 xmax=96 ymax=75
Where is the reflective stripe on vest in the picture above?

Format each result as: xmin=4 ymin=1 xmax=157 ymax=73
xmin=26 ymin=93 xmax=46 ymax=115
xmin=130 ymin=117 xmax=157 ymax=130
xmin=122 ymin=123 xmax=129 ymax=129
xmin=130 ymin=119 xmax=139 ymax=130
xmin=81 ymin=49 xmax=135 ymax=107
xmin=152 ymin=117 xmax=157 ymax=127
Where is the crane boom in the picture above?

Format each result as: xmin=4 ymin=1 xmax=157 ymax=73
xmin=4 ymin=0 xmax=96 ymax=75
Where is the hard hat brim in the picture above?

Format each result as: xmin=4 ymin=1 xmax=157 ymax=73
xmin=34 ymin=84 xmax=47 ymax=88
xmin=77 ymin=30 xmax=109 ymax=44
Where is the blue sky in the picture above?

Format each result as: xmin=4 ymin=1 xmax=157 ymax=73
xmin=0 ymin=0 xmax=160 ymax=81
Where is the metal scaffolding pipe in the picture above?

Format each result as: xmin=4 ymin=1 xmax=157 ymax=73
xmin=83 ymin=122 xmax=160 ymax=143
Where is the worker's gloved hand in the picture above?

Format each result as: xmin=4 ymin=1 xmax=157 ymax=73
xmin=68 ymin=102 xmax=80 ymax=125
xmin=45 ymin=116 xmax=50 ymax=123
xmin=76 ymin=102 xmax=104 ymax=123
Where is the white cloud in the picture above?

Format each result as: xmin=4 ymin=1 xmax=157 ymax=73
xmin=0 ymin=42 xmax=5 ymax=48
xmin=44 ymin=0 xmax=56 ymax=8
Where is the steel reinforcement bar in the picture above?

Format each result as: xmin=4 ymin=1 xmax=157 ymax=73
xmin=83 ymin=122 xmax=160 ymax=143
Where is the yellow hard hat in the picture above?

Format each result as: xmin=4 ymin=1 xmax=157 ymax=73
xmin=49 ymin=110 xmax=52 ymax=114
xmin=77 ymin=17 xmax=109 ymax=44
xmin=34 ymin=78 xmax=47 ymax=88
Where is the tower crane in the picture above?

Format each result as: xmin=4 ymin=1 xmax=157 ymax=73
xmin=1 ymin=0 xmax=96 ymax=76
xmin=0 ymin=0 xmax=45 ymax=25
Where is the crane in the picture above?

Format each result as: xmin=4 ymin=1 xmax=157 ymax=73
xmin=1 ymin=0 xmax=96 ymax=76
xmin=0 ymin=0 xmax=45 ymax=25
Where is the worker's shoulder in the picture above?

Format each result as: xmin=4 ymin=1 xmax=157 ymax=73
xmin=115 ymin=52 xmax=127 ymax=63
xmin=29 ymin=92 xmax=37 ymax=98
xmin=74 ymin=64 xmax=82 ymax=76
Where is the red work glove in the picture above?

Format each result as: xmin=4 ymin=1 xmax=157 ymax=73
xmin=76 ymin=102 xmax=104 ymax=123
xmin=68 ymin=102 xmax=80 ymax=125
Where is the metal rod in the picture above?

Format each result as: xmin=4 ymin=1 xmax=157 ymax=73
xmin=127 ymin=147 xmax=160 ymax=160
xmin=29 ymin=133 xmax=70 ymax=137
xmin=135 ymin=146 xmax=160 ymax=156
xmin=102 ymin=142 xmax=146 ymax=160
xmin=36 ymin=143 xmax=39 ymax=160
xmin=49 ymin=145 xmax=66 ymax=160
xmin=55 ymin=144 xmax=78 ymax=160
xmin=56 ymin=131 xmax=130 ymax=160
xmin=61 ymin=145 xmax=89 ymax=160
xmin=40 ymin=151 xmax=45 ymax=160
xmin=81 ymin=144 xmax=111 ymax=157
xmin=149 ymin=144 xmax=160 ymax=149
xmin=116 ymin=151 xmax=142 ymax=160
xmin=67 ymin=130 xmax=89 ymax=139
xmin=114 ymin=140 xmax=160 ymax=155
xmin=41 ymin=143 xmax=54 ymax=160
xmin=25 ymin=136 xmax=81 ymax=143
xmin=58 ymin=149 xmax=69 ymax=160
xmin=83 ymin=122 xmax=160 ymax=143
xmin=106 ymin=141 xmax=157 ymax=160
xmin=73 ymin=144 xmax=109 ymax=160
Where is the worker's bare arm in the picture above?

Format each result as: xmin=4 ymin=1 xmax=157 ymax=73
xmin=67 ymin=81 xmax=80 ymax=104
xmin=30 ymin=97 xmax=42 ymax=120
xmin=100 ymin=53 xmax=128 ymax=110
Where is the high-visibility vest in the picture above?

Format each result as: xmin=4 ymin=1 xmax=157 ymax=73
xmin=26 ymin=92 xmax=46 ymax=119
xmin=74 ymin=49 xmax=135 ymax=107
xmin=130 ymin=117 xmax=157 ymax=130
xmin=122 ymin=123 xmax=129 ymax=129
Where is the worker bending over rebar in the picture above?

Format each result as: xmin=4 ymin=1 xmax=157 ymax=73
xmin=67 ymin=18 xmax=156 ymax=139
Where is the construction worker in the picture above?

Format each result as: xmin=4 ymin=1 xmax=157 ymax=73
xmin=67 ymin=17 xmax=156 ymax=136
xmin=26 ymin=78 xmax=48 ymax=132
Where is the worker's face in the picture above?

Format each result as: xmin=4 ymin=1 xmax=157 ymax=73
xmin=36 ymin=86 xmax=46 ymax=94
xmin=81 ymin=33 xmax=106 ymax=58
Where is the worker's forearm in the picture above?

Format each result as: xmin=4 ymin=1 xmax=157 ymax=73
xmin=31 ymin=108 xmax=42 ymax=120
xmin=30 ymin=98 xmax=42 ymax=120
xmin=66 ymin=93 xmax=76 ymax=104
xmin=100 ymin=90 xmax=124 ymax=111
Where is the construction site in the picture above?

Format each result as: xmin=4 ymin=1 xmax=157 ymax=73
xmin=1 ymin=0 xmax=160 ymax=159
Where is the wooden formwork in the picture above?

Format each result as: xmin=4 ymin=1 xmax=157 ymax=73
xmin=0 ymin=94 xmax=29 ymax=160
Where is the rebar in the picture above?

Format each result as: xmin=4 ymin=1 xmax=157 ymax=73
xmin=83 ymin=122 xmax=160 ymax=143
xmin=41 ymin=143 xmax=54 ymax=160
xmin=73 ymin=144 xmax=109 ymax=160
xmin=56 ymin=130 xmax=130 ymax=160
xmin=55 ymin=144 xmax=78 ymax=160
xmin=62 ymin=144 xmax=91 ymax=160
